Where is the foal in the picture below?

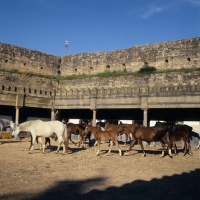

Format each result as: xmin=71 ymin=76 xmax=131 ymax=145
xmin=66 ymin=123 xmax=90 ymax=148
xmin=84 ymin=125 xmax=122 ymax=156
xmin=105 ymin=122 xmax=132 ymax=146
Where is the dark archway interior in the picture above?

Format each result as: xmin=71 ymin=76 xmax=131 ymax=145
xmin=1 ymin=106 xmax=200 ymax=123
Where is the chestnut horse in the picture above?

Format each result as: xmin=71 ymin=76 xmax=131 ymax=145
xmin=66 ymin=123 xmax=91 ymax=147
xmin=117 ymin=124 xmax=171 ymax=157
xmin=104 ymin=122 xmax=132 ymax=146
xmin=84 ymin=125 xmax=122 ymax=156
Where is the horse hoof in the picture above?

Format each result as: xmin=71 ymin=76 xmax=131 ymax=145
xmin=142 ymin=154 xmax=146 ymax=157
xmin=124 ymin=152 xmax=129 ymax=156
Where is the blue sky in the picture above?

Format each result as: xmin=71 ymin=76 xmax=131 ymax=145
xmin=0 ymin=0 xmax=200 ymax=56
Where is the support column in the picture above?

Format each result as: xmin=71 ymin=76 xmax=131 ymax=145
xmin=15 ymin=93 xmax=20 ymax=125
xmin=15 ymin=107 xmax=20 ymax=125
xmin=143 ymin=109 xmax=148 ymax=127
xmin=92 ymin=109 xmax=96 ymax=126
xmin=51 ymin=109 xmax=55 ymax=121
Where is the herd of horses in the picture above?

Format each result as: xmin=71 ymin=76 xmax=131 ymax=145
xmin=10 ymin=118 xmax=200 ymax=158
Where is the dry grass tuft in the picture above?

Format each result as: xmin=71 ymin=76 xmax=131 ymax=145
xmin=0 ymin=131 xmax=12 ymax=139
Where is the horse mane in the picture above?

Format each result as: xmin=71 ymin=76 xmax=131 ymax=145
xmin=19 ymin=120 xmax=42 ymax=130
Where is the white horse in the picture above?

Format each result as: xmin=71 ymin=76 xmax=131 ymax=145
xmin=10 ymin=120 xmax=68 ymax=154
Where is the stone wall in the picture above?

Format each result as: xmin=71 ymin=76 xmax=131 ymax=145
xmin=0 ymin=37 xmax=199 ymax=77
xmin=0 ymin=71 xmax=58 ymax=96
xmin=0 ymin=43 xmax=59 ymax=76
xmin=60 ymin=37 xmax=200 ymax=75
xmin=58 ymin=71 xmax=200 ymax=98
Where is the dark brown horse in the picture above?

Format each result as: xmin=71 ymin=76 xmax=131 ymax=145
xmin=66 ymin=123 xmax=90 ymax=148
xmin=117 ymin=124 xmax=171 ymax=157
xmin=168 ymin=124 xmax=192 ymax=156
xmin=84 ymin=125 xmax=122 ymax=156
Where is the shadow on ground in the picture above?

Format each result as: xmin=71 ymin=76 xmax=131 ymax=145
xmin=1 ymin=169 xmax=199 ymax=200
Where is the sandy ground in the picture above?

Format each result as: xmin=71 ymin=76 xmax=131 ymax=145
xmin=0 ymin=137 xmax=199 ymax=200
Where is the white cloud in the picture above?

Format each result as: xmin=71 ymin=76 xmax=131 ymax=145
xmin=141 ymin=5 xmax=170 ymax=19
xmin=188 ymin=0 xmax=200 ymax=6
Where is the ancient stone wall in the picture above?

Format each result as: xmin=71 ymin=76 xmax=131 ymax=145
xmin=0 ymin=37 xmax=199 ymax=77
xmin=0 ymin=71 xmax=58 ymax=97
xmin=60 ymin=37 xmax=200 ymax=75
xmin=0 ymin=43 xmax=59 ymax=76
xmin=58 ymin=71 xmax=200 ymax=98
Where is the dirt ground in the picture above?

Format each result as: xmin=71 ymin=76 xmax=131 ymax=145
xmin=0 ymin=137 xmax=199 ymax=200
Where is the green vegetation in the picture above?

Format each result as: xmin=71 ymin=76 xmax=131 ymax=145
xmin=138 ymin=65 xmax=157 ymax=74
xmin=0 ymin=66 xmax=200 ymax=82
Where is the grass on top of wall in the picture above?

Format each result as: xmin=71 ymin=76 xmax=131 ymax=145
xmin=0 ymin=66 xmax=200 ymax=82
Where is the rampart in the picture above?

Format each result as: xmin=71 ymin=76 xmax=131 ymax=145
xmin=0 ymin=43 xmax=59 ymax=75
xmin=0 ymin=37 xmax=200 ymax=76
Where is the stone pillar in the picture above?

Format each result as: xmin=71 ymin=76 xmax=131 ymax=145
xmin=15 ymin=107 xmax=20 ymax=125
xmin=51 ymin=109 xmax=55 ymax=121
xmin=143 ymin=109 xmax=148 ymax=127
xmin=141 ymin=97 xmax=148 ymax=127
xmin=92 ymin=109 xmax=96 ymax=126
xmin=15 ymin=93 xmax=20 ymax=125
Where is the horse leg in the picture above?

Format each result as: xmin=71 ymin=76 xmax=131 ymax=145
xmin=35 ymin=136 xmax=42 ymax=150
xmin=195 ymin=139 xmax=200 ymax=149
xmin=55 ymin=136 xmax=63 ymax=154
xmin=114 ymin=139 xmax=122 ymax=156
xmin=45 ymin=137 xmax=51 ymax=150
xmin=37 ymin=137 xmax=45 ymax=153
xmin=68 ymin=133 xmax=77 ymax=146
xmin=187 ymin=142 xmax=193 ymax=155
xmin=162 ymin=135 xmax=172 ymax=158
xmin=124 ymin=137 xmax=137 ymax=155
xmin=29 ymin=135 xmax=36 ymax=154
xmin=160 ymin=141 xmax=166 ymax=158
xmin=173 ymin=142 xmax=177 ymax=155
xmin=123 ymin=132 xmax=131 ymax=146
xmin=93 ymin=140 xmax=98 ymax=153
xmin=107 ymin=140 xmax=113 ymax=155
xmin=96 ymin=140 xmax=101 ymax=156
xmin=137 ymin=140 xmax=146 ymax=157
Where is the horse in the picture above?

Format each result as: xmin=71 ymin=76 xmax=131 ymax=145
xmin=11 ymin=120 xmax=68 ymax=154
xmin=117 ymin=124 xmax=171 ymax=157
xmin=190 ymin=130 xmax=200 ymax=149
xmin=84 ymin=125 xmax=122 ymax=156
xmin=66 ymin=123 xmax=91 ymax=147
xmin=104 ymin=122 xmax=131 ymax=146
xmin=168 ymin=124 xmax=192 ymax=156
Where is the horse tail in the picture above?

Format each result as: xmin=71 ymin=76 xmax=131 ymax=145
xmin=63 ymin=126 xmax=69 ymax=153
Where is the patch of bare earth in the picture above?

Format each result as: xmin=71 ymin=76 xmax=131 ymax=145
xmin=0 ymin=138 xmax=199 ymax=200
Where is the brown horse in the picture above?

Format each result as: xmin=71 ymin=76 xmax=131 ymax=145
xmin=84 ymin=125 xmax=122 ymax=156
xmin=104 ymin=122 xmax=132 ymax=146
xmin=168 ymin=124 xmax=192 ymax=156
xmin=117 ymin=124 xmax=171 ymax=157
xmin=66 ymin=123 xmax=90 ymax=148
